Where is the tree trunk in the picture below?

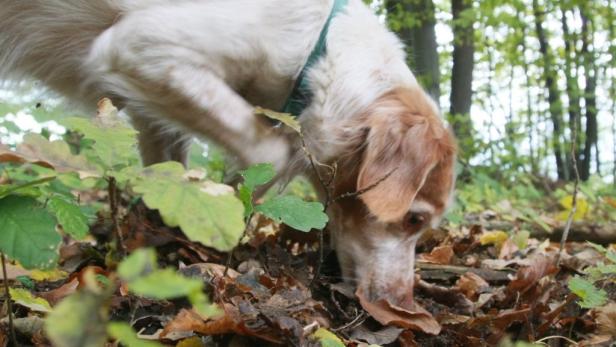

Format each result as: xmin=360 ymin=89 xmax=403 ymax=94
xmin=560 ymin=6 xmax=583 ymax=179
xmin=532 ymin=0 xmax=567 ymax=180
xmin=449 ymin=0 xmax=475 ymax=151
xmin=579 ymin=5 xmax=598 ymax=181
xmin=386 ymin=0 xmax=440 ymax=102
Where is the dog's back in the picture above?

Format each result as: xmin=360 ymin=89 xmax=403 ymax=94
xmin=0 ymin=0 xmax=122 ymax=98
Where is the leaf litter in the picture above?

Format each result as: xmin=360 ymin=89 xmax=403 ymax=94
xmin=2 ymin=198 xmax=615 ymax=347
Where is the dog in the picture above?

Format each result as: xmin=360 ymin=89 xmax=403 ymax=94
xmin=0 ymin=0 xmax=456 ymax=307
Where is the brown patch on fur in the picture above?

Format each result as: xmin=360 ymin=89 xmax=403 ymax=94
xmin=356 ymin=87 xmax=456 ymax=222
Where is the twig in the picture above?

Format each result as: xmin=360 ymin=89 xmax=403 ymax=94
xmin=1 ymin=253 xmax=18 ymax=346
xmin=535 ymin=335 xmax=579 ymax=346
xmin=556 ymin=110 xmax=581 ymax=267
xmin=299 ymin=136 xmax=336 ymax=288
xmin=332 ymin=168 xmax=398 ymax=203
xmin=107 ymin=177 xmax=125 ymax=256
xmin=224 ymin=213 xmax=253 ymax=276
xmin=332 ymin=311 xmax=367 ymax=332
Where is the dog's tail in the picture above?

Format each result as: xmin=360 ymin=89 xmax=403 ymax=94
xmin=0 ymin=0 xmax=120 ymax=94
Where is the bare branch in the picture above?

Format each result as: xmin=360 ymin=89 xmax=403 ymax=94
xmin=556 ymin=98 xmax=581 ymax=267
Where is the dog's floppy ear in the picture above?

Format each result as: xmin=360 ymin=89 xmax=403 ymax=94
xmin=357 ymin=88 xmax=455 ymax=222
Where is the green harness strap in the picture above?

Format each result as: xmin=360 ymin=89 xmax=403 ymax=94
xmin=281 ymin=0 xmax=349 ymax=117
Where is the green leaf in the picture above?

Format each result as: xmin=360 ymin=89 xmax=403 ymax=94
xmin=16 ymin=276 xmax=35 ymax=290
xmin=256 ymin=195 xmax=328 ymax=232
xmin=311 ymin=328 xmax=345 ymax=347
xmin=238 ymin=163 xmax=276 ymax=217
xmin=0 ymin=176 xmax=56 ymax=199
xmin=255 ymin=107 xmax=301 ymax=133
xmin=47 ymin=196 xmax=89 ymax=240
xmin=117 ymin=248 xmax=158 ymax=282
xmin=9 ymin=288 xmax=52 ymax=312
xmin=188 ymin=290 xmax=221 ymax=318
xmin=17 ymin=133 xmax=98 ymax=176
xmin=45 ymin=289 xmax=109 ymax=347
xmin=0 ymin=195 xmax=60 ymax=269
xmin=133 ymin=162 xmax=245 ymax=251
xmin=128 ymin=268 xmax=203 ymax=300
xmin=107 ymin=322 xmax=164 ymax=347
xmin=568 ymin=276 xmax=608 ymax=308
xmin=63 ymin=114 xmax=139 ymax=171
xmin=511 ymin=230 xmax=530 ymax=250
xmin=240 ymin=163 xmax=276 ymax=190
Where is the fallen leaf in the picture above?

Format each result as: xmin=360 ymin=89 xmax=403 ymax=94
xmin=0 ymin=262 xmax=31 ymax=280
xmin=38 ymin=278 xmax=80 ymax=305
xmin=418 ymin=245 xmax=454 ymax=265
xmin=107 ymin=322 xmax=164 ymax=347
xmin=255 ymin=107 xmax=301 ymax=133
xmin=311 ymin=328 xmax=345 ymax=347
xmin=507 ymin=254 xmax=557 ymax=296
xmin=479 ymin=230 xmax=508 ymax=248
xmin=355 ymin=288 xmax=441 ymax=335
xmin=349 ymin=325 xmax=403 ymax=346
xmin=595 ymin=302 xmax=616 ymax=337
xmin=30 ymin=269 xmax=68 ymax=282
xmin=455 ymin=272 xmax=489 ymax=300
xmin=9 ymin=288 xmax=52 ymax=312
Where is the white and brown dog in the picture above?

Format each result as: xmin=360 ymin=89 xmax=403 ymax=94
xmin=0 ymin=0 xmax=456 ymax=306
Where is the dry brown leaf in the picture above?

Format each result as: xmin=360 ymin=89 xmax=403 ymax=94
xmin=498 ymin=239 xmax=519 ymax=260
xmin=161 ymin=306 xmax=283 ymax=344
xmin=355 ymin=288 xmax=441 ymax=335
xmin=349 ymin=326 xmax=403 ymax=346
xmin=0 ymin=262 xmax=31 ymax=280
xmin=595 ymin=303 xmax=616 ymax=337
xmin=506 ymin=254 xmax=557 ymax=296
xmin=455 ymin=272 xmax=489 ymax=300
xmin=418 ymin=245 xmax=454 ymax=265
xmin=38 ymin=278 xmax=79 ymax=305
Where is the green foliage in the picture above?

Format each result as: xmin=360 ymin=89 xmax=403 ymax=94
xmin=62 ymin=116 xmax=139 ymax=173
xmin=311 ymin=328 xmax=346 ymax=347
xmin=238 ymin=163 xmax=276 ymax=217
xmin=255 ymin=107 xmax=301 ymax=133
xmin=0 ymin=195 xmax=60 ymax=269
xmin=118 ymin=248 xmax=219 ymax=317
xmin=47 ymin=196 xmax=89 ymax=240
xmin=117 ymin=248 xmax=158 ymax=282
xmin=567 ymin=276 xmax=608 ymax=309
xmin=565 ymin=242 xmax=615 ymax=308
xmin=107 ymin=322 xmax=164 ymax=347
xmin=256 ymin=195 xmax=328 ymax=232
xmin=132 ymin=162 xmax=245 ymax=251
xmin=45 ymin=285 xmax=110 ymax=347
xmin=9 ymin=287 xmax=52 ymax=313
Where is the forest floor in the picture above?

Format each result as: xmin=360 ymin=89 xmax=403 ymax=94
xmin=2 ymin=194 xmax=615 ymax=347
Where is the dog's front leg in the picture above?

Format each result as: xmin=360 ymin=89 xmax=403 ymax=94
xmin=131 ymin=116 xmax=192 ymax=167
xmin=108 ymin=64 xmax=292 ymax=173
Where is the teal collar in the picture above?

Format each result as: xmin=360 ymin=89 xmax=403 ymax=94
xmin=281 ymin=0 xmax=349 ymax=117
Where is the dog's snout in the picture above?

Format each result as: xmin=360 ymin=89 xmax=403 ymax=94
xmin=363 ymin=275 xmax=415 ymax=308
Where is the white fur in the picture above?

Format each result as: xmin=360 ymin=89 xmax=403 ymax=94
xmin=0 ymin=0 xmax=417 ymax=167
xmin=0 ymin=0 xmax=431 ymax=304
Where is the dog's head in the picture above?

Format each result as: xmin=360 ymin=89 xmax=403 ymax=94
xmin=327 ymin=86 xmax=456 ymax=307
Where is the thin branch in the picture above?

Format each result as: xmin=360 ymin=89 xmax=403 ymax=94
xmin=299 ymin=135 xmax=336 ymax=288
xmin=224 ymin=213 xmax=253 ymax=276
xmin=1 ymin=253 xmax=17 ymax=346
xmin=107 ymin=177 xmax=125 ymax=256
xmin=332 ymin=168 xmax=397 ymax=203
xmin=331 ymin=311 xmax=367 ymax=332
xmin=556 ymin=102 xmax=581 ymax=267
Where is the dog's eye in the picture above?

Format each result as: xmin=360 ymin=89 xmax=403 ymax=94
xmin=404 ymin=212 xmax=426 ymax=230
